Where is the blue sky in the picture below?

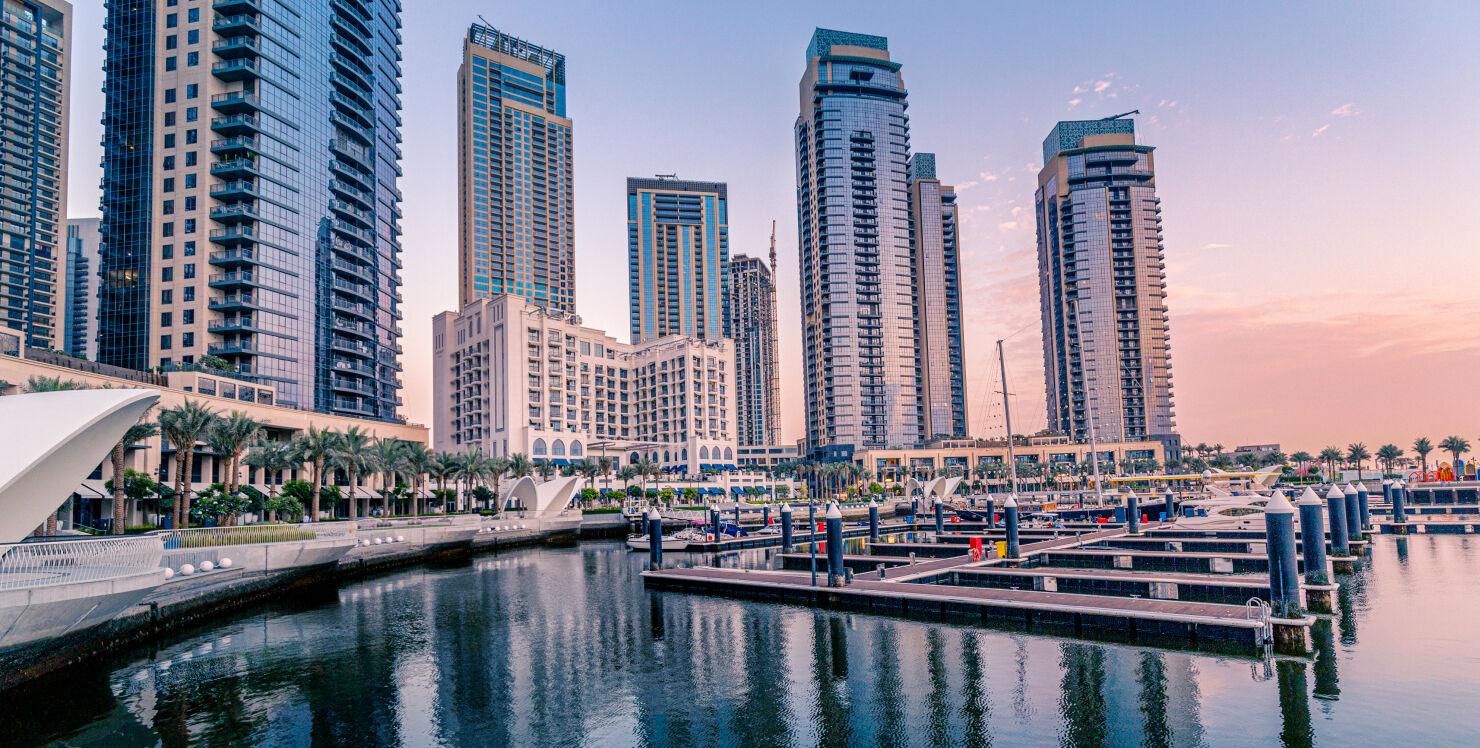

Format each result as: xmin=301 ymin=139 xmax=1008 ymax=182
xmin=66 ymin=1 xmax=1480 ymax=450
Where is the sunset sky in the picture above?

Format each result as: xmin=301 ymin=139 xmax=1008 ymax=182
xmin=65 ymin=1 xmax=1480 ymax=454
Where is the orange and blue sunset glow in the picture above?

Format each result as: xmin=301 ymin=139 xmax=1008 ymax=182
xmin=64 ymin=1 xmax=1479 ymax=452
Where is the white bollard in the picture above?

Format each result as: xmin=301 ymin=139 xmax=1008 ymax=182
xmin=373 ymin=537 xmax=383 ymax=545
xmin=200 ymin=561 xmax=215 ymax=572
xmin=163 ymin=568 xmax=175 ymax=580
xmin=396 ymin=535 xmax=405 ymax=542
xmin=180 ymin=564 xmax=196 ymax=576
xmin=219 ymin=558 xmax=233 ymax=569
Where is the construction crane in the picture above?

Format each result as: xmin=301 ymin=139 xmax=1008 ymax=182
xmin=1101 ymin=110 xmax=1140 ymax=121
xmin=769 ymin=220 xmax=777 ymax=276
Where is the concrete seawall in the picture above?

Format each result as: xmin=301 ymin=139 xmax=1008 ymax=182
xmin=0 ymin=519 xmax=590 ymax=693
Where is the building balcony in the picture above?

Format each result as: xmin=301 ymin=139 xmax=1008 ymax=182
xmin=329 ymin=179 xmax=372 ymax=210
xmin=330 ymin=336 xmax=374 ymax=357
xmin=332 ymin=297 xmax=374 ymax=321
xmin=330 ymin=276 xmax=374 ymax=301
xmin=213 ymin=0 xmax=262 ymax=14
xmin=209 ymin=135 xmax=259 ymax=157
xmin=331 ymin=358 xmax=376 ymax=377
xmin=208 ymin=247 xmax=261 ymax=268
xmin=210 ymin=157 xmax=265 ymax=180
xmin=210 ymin=91 xmax=261 ymax=115
xmin=331 ymin=377 xmax=376 ymax=397
xmin=329 ymin=198 xmax=373 ymax=228
xmin=209 ymin=293 xmax=265 ymax=312
xmin=211 ymin=36 xmax=261 ymax=59
xmin=213 ymin=14 xmax=261 ymax=37
xmin=333 ymin=316 xmax=376 ymax=340
xmin=331 ymin=397 xmax=376 ymax=417
xmin=211 ymin=58 xmax=261 ymax=82
xmin=209 ymin=203 xmax=260 ymax=224
xmin=332 ymin=257 xmax=373 ymax=283
xmin=209 ymin=180 xmax=264 ymax=203
xmin=210 ymin=113 xmax=263 ymax=136
xmin=206 ymin=316 xmax=266 ymax=334
xmin=209 ymin=225 xmax=259 ymax=246
xmin=208 ymin=271 xmax=263 ymax=290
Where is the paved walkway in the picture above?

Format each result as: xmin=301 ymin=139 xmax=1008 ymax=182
xmin=852 ymin=526 xmax=1133 ymax=582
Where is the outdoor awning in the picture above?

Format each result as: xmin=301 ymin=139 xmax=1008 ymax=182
xmin=730 ymin=487 xmax=744 ymax=494
xmin=550 ymin=458 xmax=570 ymax=466
xmin=724 ymin=464 xmax=738 ymax=470
xmin=706 ymin=487 xmax=723 ymax=495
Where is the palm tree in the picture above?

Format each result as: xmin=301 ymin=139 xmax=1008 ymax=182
xmin=244 ymin=439 xmax=293 ymax=521
xmin=159 ymin=400 xmax=218 ymax=529
xmin=430 ymin=452 xmax=461 ymax=513
xmin=1412 ymin=438 xmax=1433 ymax=476
xmin=599 ymin=456 xmax=615 ymax=491
xmin=292 ymin=427 xmax=339 ymax=521
xmin=1439 ymin=436 xmax=1470 ymax=466
xmin=330 ymin=426 xmax=377 ymax=520
xmin=1346 ymin=443 xmax=1371 ymax=476
xmin=454 ymin=448 xmax=494 ymax=511
xmin=616 ymin=465 xmax=638 ymax=490
xmin=402 ymin=442 xmax=434 ymax=517
xmin=1290 ymin=451 xmax=1314 ymax=467
xmin=535 ymin=460 xmax=556 ymax=482
xmin=1318 ymin=447 xmax=1342 ymax=482
xmin=373 ymin=438 xmax=409 ymax=517
xmin=486 ymin=454 xmax=511 ymax=512
xmin=575 ymin=458 xmax=601 ymax=497
xmin=105 ymin=414 xmax=158 ymax=535
xmin=634 ymin=458 xmax=658 ymax=503
xmin=1376 ymin=444 xmax=1403 ymax=476
xmin=208 ymin=412 xmax=262 ymax=515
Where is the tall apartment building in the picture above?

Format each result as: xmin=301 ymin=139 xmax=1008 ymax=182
xmin=907 ymin=153 xmax=967 ymax=438
xmin=458 ymin=24 xmax=574 ymax=312
xmin=1036 ymin=116 xmax=1177 ymax=453
xmin=795 ymin=28 xmax=921 ymax=458
xmin=729 ymin=253 xmax=778 ymax=446
xmin=433 ymin=294 xmax=737 ymax=474
xmin=0 ymin=0 xmax=70 ymax=350
xmin=626 ymin=177 xmax=729 ymax=343
xmin=63 ymin=217 xmax=99 ymax=359
xmin=97 ymin=0 xmax=405 ymax=421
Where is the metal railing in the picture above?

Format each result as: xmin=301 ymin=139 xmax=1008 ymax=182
xmin=0 ymin=536 xmax=164 ymax=590
xmin=151 ymin=523 xmax=344 ymax=549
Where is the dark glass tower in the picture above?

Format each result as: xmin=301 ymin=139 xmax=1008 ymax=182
xmin=99 ymin=0 xmax=405 ymax=421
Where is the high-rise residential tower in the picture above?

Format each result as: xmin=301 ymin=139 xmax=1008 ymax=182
xmin=730 ymin=252 xmax=779 ymax=446
xmin=97 ymin=0 xmax=405 ymax=421
xmin=1036 ymin=116 xmax=1177 ymax=452
xmin=626 ymin=177 xmax=729 ymax=343
xmin=458 ymin=24 xmax=574 ymax=312
xmin=0 ymin=0 xmax=70 ymax=350
xmin=64 ymin=217 xmax=99 ymax=359
xmin=907 ymin=153 xmax=968 ymax=438
xmin=795 ymin=28 xmax=921 ymax=457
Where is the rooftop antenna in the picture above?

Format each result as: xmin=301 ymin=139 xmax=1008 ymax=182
xmin=769 ymin=220 xmax=777 ymax=276
xmin=655 ymin=173 xmax=677 ymax=181
xmin=1101 ymin=110 xmax=1140 ymax=120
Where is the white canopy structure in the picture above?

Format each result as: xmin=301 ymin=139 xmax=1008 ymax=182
xmin=0 ymin=388 xmax=160 ymax=543
xmin=504 ymin=475 xmax=583 ymax=517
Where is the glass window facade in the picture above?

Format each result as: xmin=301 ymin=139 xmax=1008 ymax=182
xmin=625 ymin=178 xmax=729 ymax=343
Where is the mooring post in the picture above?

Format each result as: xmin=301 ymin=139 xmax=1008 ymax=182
xmin=912 ymin=497 xmax=920 ymax=521
xmin=1382 ymin=479 xmax=1394 ymax=507
xmin=1263 ymin=490 xmax=1302 ymax=618
xmin=648 ymin=508 xmax=663 ymax=570
xmin=1391 ymin=481 xmax=1408 ymax=529
xmin=1297 ymin=488 xmax=1330 ymax=585
xmin=1326 ymin=485 xmax=1350 ymax=556
xmin=763 ymin=504 xmax=770 ymax=527
xmin=710 ymin=506 xmax=720 ymax=540
xmin=1342 ymin=483 xmax=1361 ymax=540
xmin=1005 ymin=494 xmax=1021 ymax=559
xmin=1126 ymin=491 xmax=1141 ymax=535
xmin=868 ymin=500 xmax=880 ymax=540
xmin=1164 ymin=491 xmax=1175 ymax=522
xmin=986 ymin=498 xmax=995 ymax=529
xmin=780 ymin=503 xmax=793 ymax=551
xmin=1354 ymin=482 xmax=1371 ymax=531
xmin=933 ymin=498 xmax=944 ymax=534
xmin=826 ymin=503 xmax=845 ymax=587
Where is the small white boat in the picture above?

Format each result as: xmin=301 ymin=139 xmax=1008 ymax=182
xmin=626 ymin=526 xmax=708 ymax=551
xmin=1172 ymin=492 xmax=1278 ymax=531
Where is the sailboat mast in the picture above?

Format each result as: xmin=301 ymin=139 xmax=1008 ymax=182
xmin=997 ymin=339 xmax=1018 ymax=494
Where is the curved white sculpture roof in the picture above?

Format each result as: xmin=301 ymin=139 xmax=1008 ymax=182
xmin=506 ymin=475 xmax=583 ymax=517
xmin=0 ymin=388 xmax=160 ymax=543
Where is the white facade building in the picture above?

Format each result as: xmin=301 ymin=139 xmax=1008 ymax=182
xmin=433 ymin=295 xmax=738 ymax=475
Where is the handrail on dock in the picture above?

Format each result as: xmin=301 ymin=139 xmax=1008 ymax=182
xmin=0 ymin=535 xmax=164 ymax=590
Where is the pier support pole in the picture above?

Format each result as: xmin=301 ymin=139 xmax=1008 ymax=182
xmin=710 ymin=506 xmax=720 ymax=541
xmin=733 ymin=504 xmax=741 ymax=527
xmin=826 ymin=503 xmax=845 ymax=587
xmin=912 ymin=497 xmax=920 ymax=521
xmin=1263 ymin=490 xmax=1302 ymax=618
xmin=1164 ymin=491 xmax=1175 ymax=522
xmin=986 ymin=498 xmax=995 ymax=529
xmin=780 ymin=503 xmax=793 ymax=551
xmin=1342 ymin=483 xmax=1362 ymax=543
xmin=1297 ymin=488 xmax=1330 ymax=585
xmin=868 ymin=501 xmax=880 ymax=541
xmin=1326 ymin=485 xmax=1350 ymax=559
xmin=1004 ymin=495 xmax=1021 ymax=560
xmin=1391 ymin=482 xmax=1408 ymax=532
xmin=763 ymin=505 xmax=770 ymax=527
xmin=1355 ymin=482 xmax=1371 ymax=532
xmin=647 ymin=509 xmax=663 ymax=570
xmin=1382 ymin=479 xmax=1394 ymax=507
xmin=934 ymin=498 xmax=945 ymax=534
xmin=1126 ymin=491 xmax=1141 ymax=535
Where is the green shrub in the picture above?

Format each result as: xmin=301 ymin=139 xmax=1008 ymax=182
xmin=124 ymin=524 xmax=159 ymax=534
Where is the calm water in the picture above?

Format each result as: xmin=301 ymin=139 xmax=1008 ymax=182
xmin=4 ymin=535 xmax=1480 ymax=747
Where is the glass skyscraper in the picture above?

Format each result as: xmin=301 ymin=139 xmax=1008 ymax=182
xmin=1036 ymin=116 xmax=1177 ymax=451
xmin=64 ymin=217 xmax=99 ymax=360
xmin=626 ymin=177 xmax=729 ymax=343
xmin=907 ymin=153 xmax=967 ymax=439
xmin=795 ymin=28 xmax=921 ymax=456
xmin=729 ymin=253 xmax=778 ymax=446
xmin=98 ymin=0 xmax=405 ymax=421
xmin=458 ymin=24 xmax=574 ymax=312
xmin=0 ymin=0 xmax=70 ymax=350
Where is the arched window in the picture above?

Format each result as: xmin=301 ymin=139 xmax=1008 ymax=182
xmin=570 ymin=440 xmax=583 ymax=457
xmin=681 ymin=448 xmax=687 ymax=460
xmin=552 ymin=439 xmax=566 ymax=456
xmin=700 ymin=446 xmax=710 ymax=459
xmin=724 ymin=447 xmax=734 ymax=461
xmin=533 ymin=439 xmax=547 ymax=456
xmin=663 ymin=450 xmax=670 ymax=462
xmin=630 ymin=452 xmax=640 ymax=464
